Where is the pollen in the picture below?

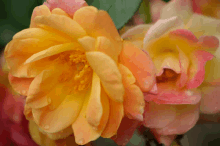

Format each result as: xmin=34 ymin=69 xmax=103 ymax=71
xmin=58 ymin=49 xmax=93 ymax=93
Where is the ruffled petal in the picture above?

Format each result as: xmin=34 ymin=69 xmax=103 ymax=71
xmin=160 ymin=0 xmax=193 ymax=24
xmin=155 ymin=104 xmax=199 ymax=135
xmin=143 ymin=16 xmax=184 ymax=49
xmin=78 ymin=36 xmax=96 ymax=52
xmin=25 ymin=43 xmax=81 ymax=64
xmin=86 ymin=51 xmax=124 ymax=102
xmin=187 ymin=50 xmax=214 ymax=89
xmin=119 ymin=64 xmax=144 ymax=121
xmin=121 ymin=24 xmax=152 ymax=49
xmin=185 ymin=14 xmax=220 ymax=37
xmin=30 ymin=5 xmax=51 ymax=28
xmin=72 ymin=86 xmax=109 ymax=145
xmin=51 ymin=8 xmax=70 ymax=17
xmin=96 ymin=36 xmax=118 ymax=62
xmin=32 ymin=89 xmax=86 ymax=133
xmin=44 ymin=0 xmax=87 ymax=17
xmin=120 ymin=41 xmax=156 ymax=92
xmin=112 ymin=117 xmax=140 ymax=146
xmin=74 ymin=6 xmax=122 ymax=55
xmin=144 ymin=82 xmax=201 ymax=104
xmin=101 ymin=100 xmax=123 ymax=138
xmin=34 ymin=14 xmax=87 ymax=40
xmin=8 ymin=73 xmax=33 ymax=96
xmin=143 ymin=102 xmax=176 ymax=129
xmin=86 ymin=72 xmax=103 ymax=127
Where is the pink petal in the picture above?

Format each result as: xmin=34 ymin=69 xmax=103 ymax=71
xmin=143 ymin=102 xmax=176 ymax=129
xmin=176 ymin=46 xmax=189 ymax=88
xmin=145 ymin=82 xmax=201 ymax=105
xmin=150 ymin=0 xmax=166 ymax=22
xmin=169 ymin=29 xmax=198 ymax=43
xmin=112 ymin=117 xmax=141 ymax=146
xmin=192 ymin=0 xmax=203 ymax=14
xmin=200 ymin=85 xmax=220 ymax=114
xmin=151 ymin=129 xmax=176 ymax=146
xmin=44 ymin=0 xmax=88 ymax=17
xmin=155 ymin=104 xmax=200 ymax=135
xmin=187 ymin=50 xmax=214 ymax=89
xmin=198 ymin=35 xmax=219 ymax=49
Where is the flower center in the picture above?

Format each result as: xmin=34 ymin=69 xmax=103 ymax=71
xmin=156 ymin=69 xmax=178 ymax=83
xmin=58 ymin=50 xmax=93 ymax=93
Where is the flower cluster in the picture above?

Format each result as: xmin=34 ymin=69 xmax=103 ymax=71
xmin=3 ymin=0 xmax=220 ymax=146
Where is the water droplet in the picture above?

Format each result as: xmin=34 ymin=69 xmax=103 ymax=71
xmin=78 ymin=138 xmax=84 ymax=145
xmin=47 ymin=98 xmax=51 ymax=104
xmin=185 ymin=90 xmax=193 ymax=96
xmin=44 ymin=125 xmax=49 ymax=130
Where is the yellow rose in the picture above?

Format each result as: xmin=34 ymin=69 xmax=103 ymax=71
xmin=5 ymin=5 xmax=126 ymax=145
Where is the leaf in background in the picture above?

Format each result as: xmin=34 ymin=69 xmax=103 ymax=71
xmin=139 ymin=0 xmax=152 ymax=24
xmin=86 ymin=0 xmax=143 ymax=29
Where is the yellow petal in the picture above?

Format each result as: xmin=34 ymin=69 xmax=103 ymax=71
xmin=72 ymin=87 xmax=109 ymax=145
xmin=74 ymin=6 xmax=122 ymax=56
xmin=51 ymin=8 xmax=70 ymax=17
xmin=86 ymin=72 xmax=103 ymax=127
xmin=96 ymin=36 xmax=118 ymax=62
xmin=160 ymin=0 xmax=193 ymax=24
xmin=86 ymin=51 xmax=124 ymax=102
xmin=13 ymin=28 xmax=71 ymax=43
xmin=25 ymin=43 xmax=81 ymax=64
xmin=185 ymin=14 xmax=220 ymax=37
xmin=78 ymin=36 xmax=96 ymax=52
xmin=34 ymin=14 xmax=87 ymax=40
xmin=118 ymin=64 xmax=136 ymax=85
xmin=101 ymin=100 xmax=123 ymax=138
xmin=32 ymin=90 xmax=87 ymax=133
xmin=143 ymin=16 xmax=184 ymax=49
xmin=30 ymin=5 xmax=51 ymax=28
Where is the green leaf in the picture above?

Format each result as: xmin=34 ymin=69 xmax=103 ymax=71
xmin=86 ymin=0 xmax=143 ymax=29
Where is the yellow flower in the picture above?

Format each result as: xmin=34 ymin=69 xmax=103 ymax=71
xmin=5 ymin=5 xmax=125 ymax=145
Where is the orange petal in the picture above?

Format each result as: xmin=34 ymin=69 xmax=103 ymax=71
xmin=25 ymin=43 xmax=81 ymax=64
xmin=34 ymin=14 xmax=87 ymax=40
xmin=72 ymin=87 xmax=109 ymax=145
xmin=86 ymin=52 xmax=124 ymax=102
xmin=187 ymin=50 xmax=214 ymax=89
xmin=74 ymin=6 xmax=122 ymax=56
xmin=119 ymin=64 xmax=144 ymax=121
xmin=101 ymin=100 xmax=124 ymax=138
xmin=32 ymin=89 xmax=87 ymax=133
xmin=96 ymin=36 xmax=118 ymax=62
xmin=30 ymin=5 xmax=51 ymax=28
xmin=120 ymin=41 xmax=156 ymax=92
xmin=78 ymin=36 xmax=96 ymax=52
xmin=86 ymin=72 xmax=103 ymax=127
xmin=8 ymin=73 xmax=33 ymax=96
xmin=51 ymin=8 xmax=70 ymax=17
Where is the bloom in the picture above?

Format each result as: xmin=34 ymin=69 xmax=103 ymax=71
xmin=122 ymin=8 xmax=220 ymax=146
xmin=4 ymin=3 xmax=128 ymax=144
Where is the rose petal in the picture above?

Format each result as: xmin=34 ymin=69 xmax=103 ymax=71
xmin=198 ymin=35 xmax=219 ymax=51
xmin=30 ymin=5 xmax=51 ymax=28
xmin=120 ymin=41 xmax=156 ymax=92
xmin=170 ymin=29 xmax=198 ymax=43
xmin=151 ymin=129 xmax=176 ymax=146
xmin=78 ymin=36 xmax=96 ymax=52
xmin=74 ymin=6 xmax=122 ymax=55
xmin=34 ymin=14 xmax=87 ymax=40
xmin=86 ymin=72 xmax=103 ymax=127
xmin=101 ymin=100 xmax=123 ymax=138
xmin=144 ymin=82 xmax=201 ymax=104
xmin=160 ymin=0 xmax=193 ymax=24
xmin=72 ymin=87 xmax=109 ymax=145
xmin=200 ymin=85 xmax=220 ymax=114
xmin=51 ymin=8 xmax=70 ymax=17
xmin=187 ymin=50 xmax=214 ymax=89
xmin=143 ymin=102 xmax=176 ymax=129
xmin=143 ymin=16 xmax=184 ymax=49
xmin=8 ymin=73 xmax=33 ymax=96
xmin=155 ymin=104 xmax=199 ymax=135
xmin=86 ymin=51 xmax=124 ymax=102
